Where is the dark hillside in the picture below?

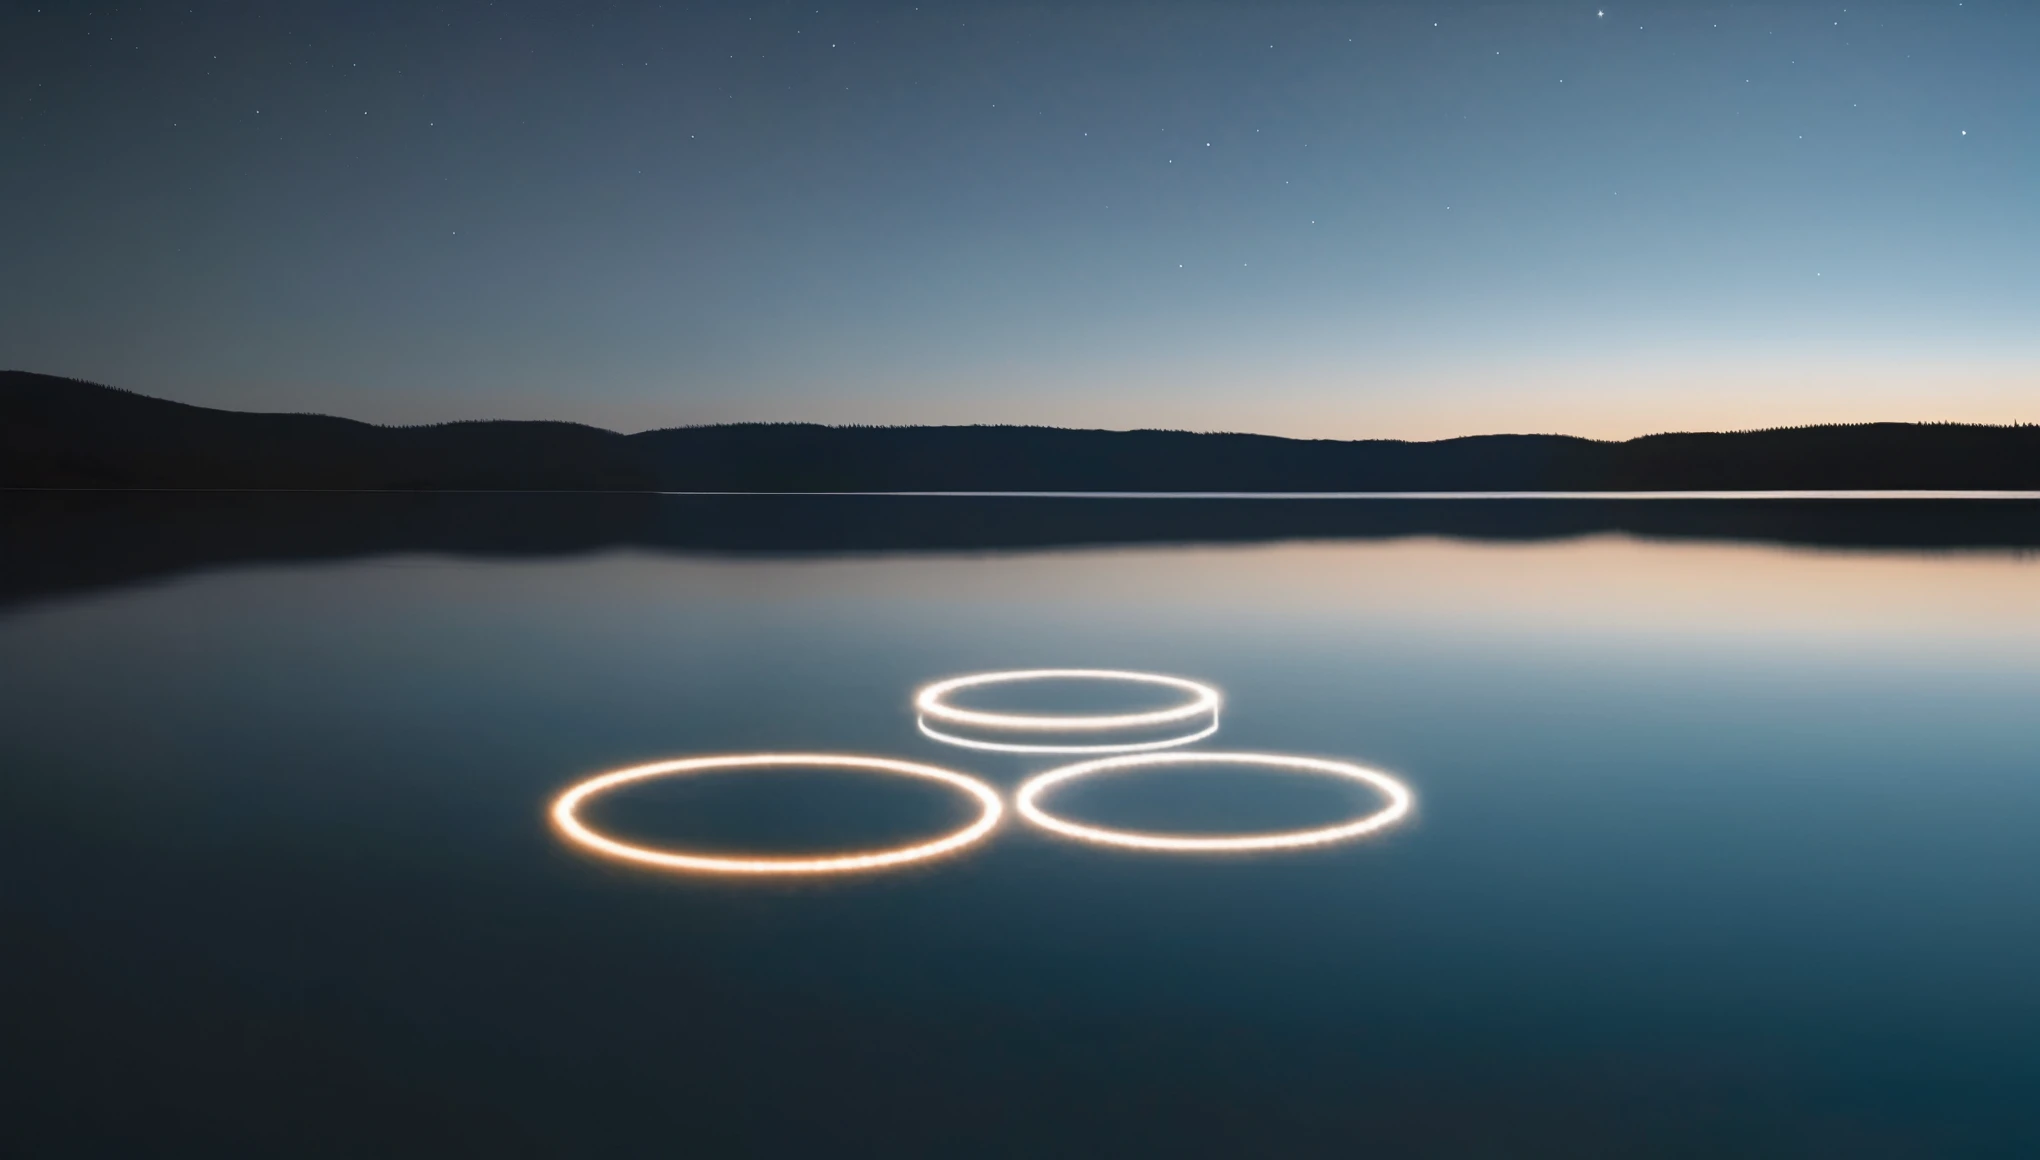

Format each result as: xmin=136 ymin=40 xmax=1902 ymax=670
xmin=628 ymin=423 xmax=1599 ymax=492
xmin=1592 ymin=424 xmax=2040 ymax=490
xmin=5 ymin=371 xmax=2038 ymax=492
xmin=1 ymin=372 xmax=655 ymax=490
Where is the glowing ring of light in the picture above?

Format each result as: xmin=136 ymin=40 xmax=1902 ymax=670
xmin=1016 ymin=751 xmax=1413 ymax=853
xmin=551 ymin=754 xmax=1003 ymax=875
xmin=915 ymin=669 xmax=1222 ymax=732
xmin=917 ymin=714 xmax=1219 ymax=755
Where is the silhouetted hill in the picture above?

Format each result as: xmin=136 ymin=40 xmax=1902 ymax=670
xmin=2 ymin=372 xmax=654 ymax=490
xmin=6 ymin=370 xmax=2039 ymax=491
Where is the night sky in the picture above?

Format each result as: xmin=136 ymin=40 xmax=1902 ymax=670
xmin=4 ymin=1 xmax=2033 ymax=439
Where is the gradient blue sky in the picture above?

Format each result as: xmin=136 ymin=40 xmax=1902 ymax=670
xmin=4 ymin=1 xmax=2033 ymax=438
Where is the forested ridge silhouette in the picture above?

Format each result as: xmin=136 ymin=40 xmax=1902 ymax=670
xmin=7 ymin=370 xmax=2039 ymax=492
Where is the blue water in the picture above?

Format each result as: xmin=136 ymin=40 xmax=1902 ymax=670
xmin=5 ymin=495 xmax=2039 ymax=1156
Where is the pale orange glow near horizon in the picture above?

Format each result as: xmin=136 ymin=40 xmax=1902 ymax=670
xmin=165 ymin=353 xmax=2040 ymax=445
xmin=598 ymin=354 xmax=2040 ymax=443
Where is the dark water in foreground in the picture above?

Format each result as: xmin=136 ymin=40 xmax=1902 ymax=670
xmin=5 ymin=494 xmax=2040 ymax=1157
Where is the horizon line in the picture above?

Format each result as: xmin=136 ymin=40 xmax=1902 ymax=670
xmin=10 ymin=487 xmax=2040 ymax=501
xmin=12 ymin=371 xmax=2040 ymax=446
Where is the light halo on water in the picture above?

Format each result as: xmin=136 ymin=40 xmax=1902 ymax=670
xmin=915 ymin=669 xmax=1220 ymax=732
xmin=551 ymin=753 xmax=1002 ymax=875
xmin=1015 ymin=751 xmax=1412 ymax=853
xmin=916 ymin=713 xmax=1218 ymax=754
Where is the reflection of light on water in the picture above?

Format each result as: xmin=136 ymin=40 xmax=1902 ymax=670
xmin=914 ymin=669 xmax=1222 ymax=754
xmin=918 ymin=669 xmax=1219 ymax=730
xmin=551 ymin=754 xmax=1002 ymax=875
xmin=917 ymin=713 xmax=1218 ymax=754
xmin=1016 ymin=752 xmax=1413 ymax=853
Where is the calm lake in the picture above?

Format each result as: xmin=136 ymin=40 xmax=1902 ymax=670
xmin=6 ymin=494 xmax=2040 ymax=1157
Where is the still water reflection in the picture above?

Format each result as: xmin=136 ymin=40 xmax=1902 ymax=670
xmin=4 ymin=494 xmax=2039 ymax=1156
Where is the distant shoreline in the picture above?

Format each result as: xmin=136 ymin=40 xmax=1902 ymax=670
xmin=670 ymin=489 xmax=2040 ymax=500
xmin=10 ymin=487 xmax=2040 ymax=501
xmin=10 ymin=370 xmax=2040 ymax=493
xmin=10 ymin=489 xmax=2040 ymax=614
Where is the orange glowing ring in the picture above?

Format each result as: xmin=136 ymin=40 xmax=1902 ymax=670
xmin=916 ymin=668 xmax=1220 ymax=733
xmin=551 ymin=753 xmax=1003 ymax=875
xmin=1016 ymin=751 xmax=1413 ymax=853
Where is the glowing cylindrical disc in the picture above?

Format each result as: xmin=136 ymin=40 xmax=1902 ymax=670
xmin=1016 ymin=751 xmax=1413 ymax=853
xmin=551 ymin=753 xmax=1003 ymax=875
xmin=915 ymin=669 xmax=1222 ymax=754
xmin=916 ymin=669 xmax=1221 ymax=733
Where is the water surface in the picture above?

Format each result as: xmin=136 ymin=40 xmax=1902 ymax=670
xmin=5 ymin=494 xmax=2039 ymax=1156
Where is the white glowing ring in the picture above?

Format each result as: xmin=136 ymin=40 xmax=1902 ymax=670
xmin=1016 ymin=751 xmax=1413 ymax=853
xmin=915 ymin=669 xmax=1222 ymax=732
xmin=551 ymin=753 xmax=1003 ymax=875
xmin=916 ymin=714 xmax=1219 ymax=755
